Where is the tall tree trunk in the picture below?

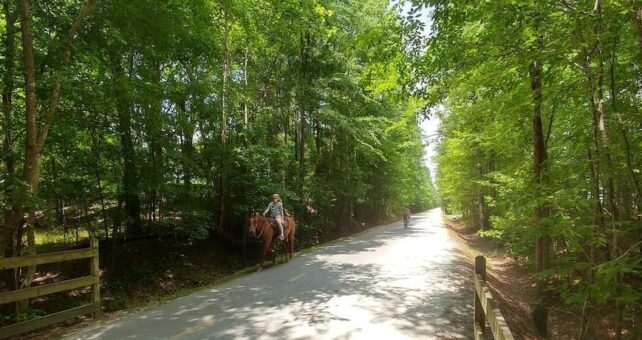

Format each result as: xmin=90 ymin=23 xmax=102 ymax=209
xmin=297 ymin=33 xmax=310 ymax=186
xmin=147 ymin=62 xmax=163 ymax=223
xmin=51 ymin=158 xmax=64 ymax=233
xmin=1 ymin=0 xmax=20 ymax=294
xmin=34 ymin=0 xmax=95 ymax=154
xmin=610 ymin=61 xmax=642 ymax=201
xmin=606 ymin=24 xmax=627 ymax=340
xmin=529 ymin=15 xmax=551 ymax=334
xmin=112 ymin=53 xmax=142 ymax=237
xmin=583 ymin=51 xmax=606 ymax=282
xmin=13 ymin=0 xmax=95 ymax=313
xmin=581 ymin=144 xmax=603 ymax=339
xmin=182 ymin=133 xmax=194 ymax=191
xmin=530 ymin=58 xmax=550 ymax=274
xmin=477 ymin=163 xmax=489 ymax=231
xmin=593 ymin=2 xmax=617 ymax=258
xmin=580 ymin=22 xmax=614 ymax=335
xmin=90 ymin=129 xmax=109 ymax=238
xmin=178 ymin=97 xmax=194 ymax=192
xmin=218 ymin=14 xmax=229 ymax=230
xmin=16 ymin=0 xmax=41 ymax=314
xmin=244 ymin=43 xmax=250 ymax=133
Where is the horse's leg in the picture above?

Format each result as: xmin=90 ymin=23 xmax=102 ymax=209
xmin=279 ymin=238 xmax=286 ymax=263
xmin=289 ymin=230 xmax=295 ymax=259
xmin=260 ymin=237 xmax=271 ymax=270
xmin=272 ymin=244 xmax=277 ymax=266
xmin=272 ymin=242 xmax=277 ymax=265
xmin=282 ymin=239 xmax=288 ymax=262
xmin=269 ymin=235 xmax=277 ymax=266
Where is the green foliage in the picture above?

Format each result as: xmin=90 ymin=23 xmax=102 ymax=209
xmin=1 ymin=0 xmax=436 ymax=248
xmin=406 ymin=0 xmax=642 ymax=333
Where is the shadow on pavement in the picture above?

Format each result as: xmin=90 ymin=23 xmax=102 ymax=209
xmin=69 ymin=209 xmax=473 ymax=340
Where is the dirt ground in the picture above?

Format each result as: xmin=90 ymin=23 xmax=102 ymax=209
xmin=1 ymin=221 xmax=374 ymax=339
xmin=443 ymin=216 xmax=618 ymax=340
xmin=1 ymin=237 xmax=254 ymax=339
xmin=3 ymin=215 xmax=623 ymax=339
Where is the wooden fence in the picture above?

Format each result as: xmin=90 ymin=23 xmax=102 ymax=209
xmin=474 ymin=255 xmax=514 ymax=340
xmin=0 ymin=238 xmax=100 ymax=339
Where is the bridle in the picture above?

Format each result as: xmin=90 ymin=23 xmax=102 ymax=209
xmin=250 ymin=216 xmax=266 ymax=239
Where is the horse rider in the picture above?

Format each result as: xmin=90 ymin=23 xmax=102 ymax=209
xmin=263 ymin=193 xmax=285 ymax=240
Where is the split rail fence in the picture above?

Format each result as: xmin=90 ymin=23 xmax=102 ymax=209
xmin=474 ymin=255 xmax=514 ymax=340
xmin=0 ymin=238 xmax=100 ymax=339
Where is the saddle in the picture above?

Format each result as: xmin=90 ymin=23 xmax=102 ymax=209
xmin=267 ymin=217 xmax=288 ymax=232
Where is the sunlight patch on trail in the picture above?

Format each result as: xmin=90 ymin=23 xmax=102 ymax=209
xmin=65 ymin=210 xmax=472 ymax=340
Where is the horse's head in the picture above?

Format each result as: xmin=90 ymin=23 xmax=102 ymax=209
xmin=248 ymin=211 xmax=261 ymax=235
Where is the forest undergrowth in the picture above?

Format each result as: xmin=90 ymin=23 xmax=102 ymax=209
xmin=444 ymin=215 xmax=620 ymax=340
xmin=1 ymin=212 xmax=395 ymax=339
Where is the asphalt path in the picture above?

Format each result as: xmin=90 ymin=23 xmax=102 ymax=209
xmin=66 ymin=208 xmax=473 ymax=340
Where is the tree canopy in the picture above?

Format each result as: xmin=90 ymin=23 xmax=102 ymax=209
xmin=407 ymin=0 xmax=642 ymax=337
xmin=1 ymin=0 xmax=438 ymax=315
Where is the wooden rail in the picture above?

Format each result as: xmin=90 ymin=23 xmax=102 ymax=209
xmin=0 ymin=238 xmax=100 ymax=339
xmin=474 ymin=255 xmax=514 ymax=340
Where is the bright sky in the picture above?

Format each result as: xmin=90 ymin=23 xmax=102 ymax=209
xmin=420 ymin=117 xmax=439 ymax=180
xmin=394 ymin=1 xmax=439 ymax=180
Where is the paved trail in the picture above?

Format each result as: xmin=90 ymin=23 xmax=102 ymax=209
xmin=66 ymin=209 xmax=473 ymax=340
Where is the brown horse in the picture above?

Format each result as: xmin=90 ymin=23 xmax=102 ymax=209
xmin=248 ymin=212 xmax=296 ymax=269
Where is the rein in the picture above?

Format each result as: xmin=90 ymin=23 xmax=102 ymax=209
xmin=252 ymin=217 xmax=267 ymax=240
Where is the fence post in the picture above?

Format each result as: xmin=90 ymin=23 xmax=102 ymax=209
xmin=90 ymin=238 xmax=101 ymax=318
xmin=474 ymin=255 xmax=486 ymax=334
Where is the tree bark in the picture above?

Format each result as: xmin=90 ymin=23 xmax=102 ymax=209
xmin=477 ymin=163 xmax=489 ymax=231
xmin=530 ymin=58 xmax=550 ymax=274
xmin=111 ymin=53 xmax=142 ymax=237
xmin=610 ymin=58 xmax=642 ymax=200
xmin=178 ymin=97 xmax=194 ymax=192
xmin=11 ymin=0 xmax=96 ymax=313
xmin=244 ymin=43 xmax=250 ymax=132
xmin=584 ymin=51 xmax=606 ymax=265
xmin=606 ymin=23 xmax=627 ymax=340
xmin=35 ymin=0 xmax=96 ymax=154
xmin=90 ymin=128 xmax=109 ymax=238
xmin=147 ymin=62 xmax=163 ymax=223
xmin=297 ymin=33 xmax=310 ymax=186
xmin=16 ymin=0 xmax=41 ymax=313
xmin=1 ymin=1 xmax=20 ymax=258
xmin=529 ymin=12 xmax=551 ymax=334
xmin=578 ymin=10 xmax=616 ymax=332
xmin=218 ymin=13 xmax=230 ymax=231
xmin=593 ymin=2 xmax=617 ymax=257
xmin=1 ymin=0 xmax=20 ymax=295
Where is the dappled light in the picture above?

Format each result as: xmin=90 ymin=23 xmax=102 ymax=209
xmin=2 ymin=0 xmax=639 ymax=337
xmin=67 ymin=210 xmax=472 ymax=339
xmin=0 ymin=0 xmax=445 ymax=336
